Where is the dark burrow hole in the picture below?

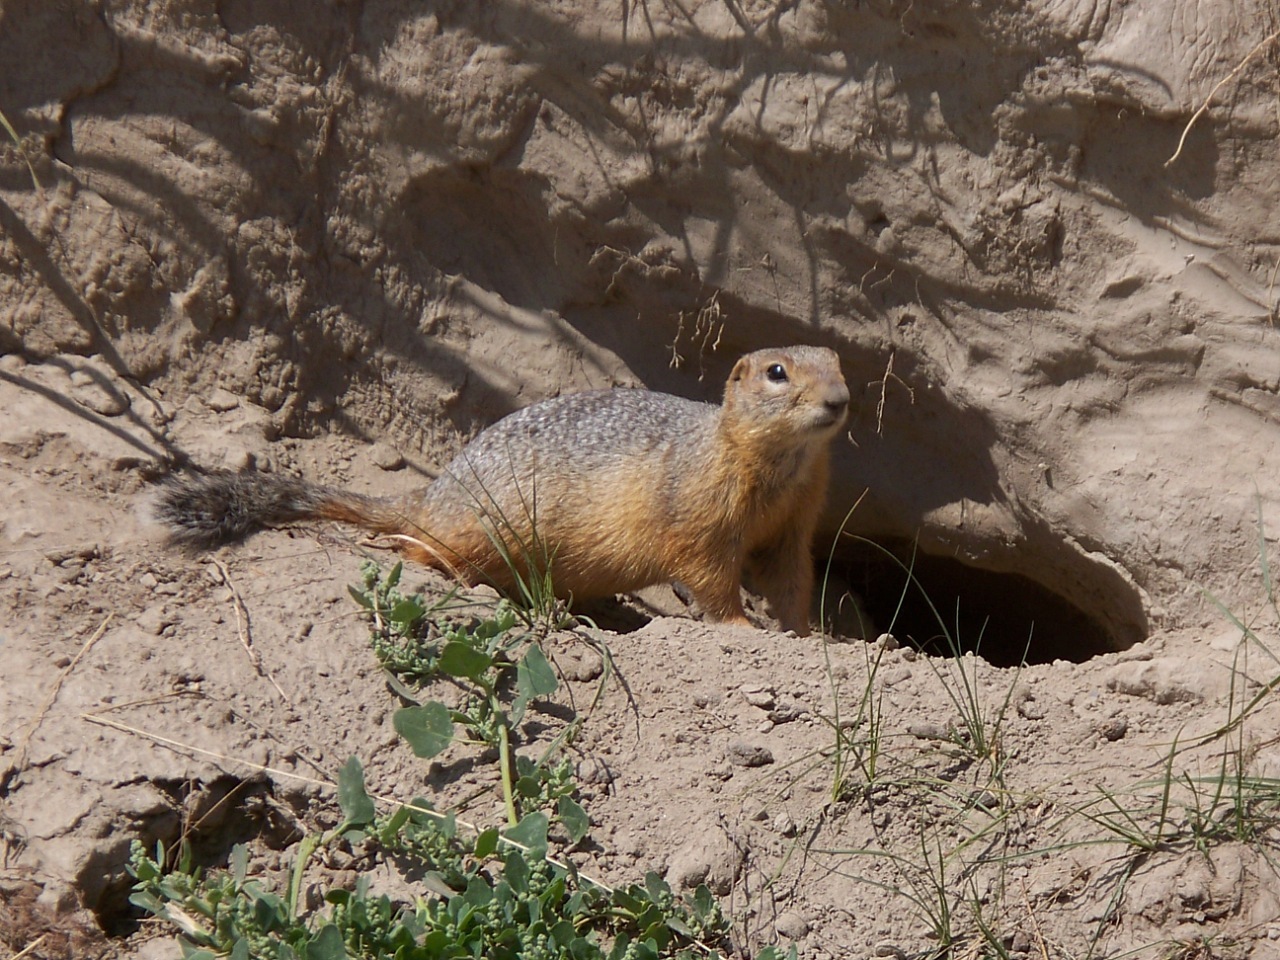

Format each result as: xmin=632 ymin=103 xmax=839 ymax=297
xmin=825 ymin=539 xmax=1121 ymax=667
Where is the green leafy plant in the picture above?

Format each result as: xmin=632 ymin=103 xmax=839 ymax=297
xmin=352 ymin=563 xmax=578 ymax=830
xmin=130 ymin=759 xmax=792 ymax=960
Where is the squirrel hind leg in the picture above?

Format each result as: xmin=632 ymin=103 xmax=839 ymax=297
xmin=376 ymin=518 xmax=516 ymax=590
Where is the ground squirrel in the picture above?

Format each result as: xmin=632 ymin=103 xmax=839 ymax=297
xmin=155 ymin=346 xmax=850 ymax=634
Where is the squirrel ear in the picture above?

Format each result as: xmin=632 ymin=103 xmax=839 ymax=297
xmin=728 ymin=356 xmax=751 ymax=383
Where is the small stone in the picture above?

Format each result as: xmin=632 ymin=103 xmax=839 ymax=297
xmin=775 ymin=910 xmax=809 ymax=940
xmin=53 ymin=655 xmax=72 ymax=669
xmin=773 ymin=813 xmax=797 ymax=837
xmin=1105 ymin=659 xmax=1208 ymax=704
xmin=1099 ymin=717 xmax=1128 ymax=741
xmin=137 ymin=604 xmax=174 ymax=636
xmin=71 ymin=376 xmax=131 ymax=417
xmin=726 ymin=741 xmax=774 ymax=768
xmin=970 ymin=789 xmax=999 ymax=811
xmin=742 ymin=798 xmax=769 ymax=821
xmin=667 ymin=856 xmax=710 ymax=891
xmin=370 ymin=442 xmax=405 ymax=471
xmin=768 ymin=699 xmax=806 ymax=723
xmin=906 ymin=721 xmax=949 ymax=741
xmin=881 ymin=666 xmax=912 ymax=686
xmin=221 ymin=446 xmax=256 ymax=472
xmin=874 ymin=944 xmax=907 ymax=959
xmin=557 ymin=648 xmax=604 ymax=682
xmin=1017 ymin=697 xmax=1047 ymax=720
xmin=876 ymin=633 xmax=899 ymax=651
xmin=206 ymin=388 xmax=241 ymax=412
xmin=576 ymin=757 xmax=615 ymax=786
xmin=740 ymin=683 xmax=775 ymax=710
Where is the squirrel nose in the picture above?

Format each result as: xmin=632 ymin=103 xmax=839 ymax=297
xmin=824 ymin=390 xmax=850 ymax=418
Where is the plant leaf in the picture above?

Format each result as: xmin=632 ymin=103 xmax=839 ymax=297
xmin=337 ymin=757 xmax=376 ymax=826
xmin=394 ymin=702 xmax=455 ymax=758
xmin=518 ymin=645 xmax=558 ymax=700
xmin=473 ymin=827 xmax=500 ymax=860
xmin=504 ymin=811 xmax=549 ymax=858
xmin=557 ymin=795 xmax=590 ymax=844
xmin=230 ymin=843 xmax=248 ymax=885
xmin=439 ymin=640 xmax=493 ymax=681
xmin=305 ymin=923 xmax=348 ymax=960
xmin=390 ymin=596 xmax=425 ymax=627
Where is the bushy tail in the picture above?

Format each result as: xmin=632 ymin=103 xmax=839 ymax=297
xmin=152 ymin=470 xmax=399 ymax=548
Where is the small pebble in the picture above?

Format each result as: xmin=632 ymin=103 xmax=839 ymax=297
xmin=71 ymin=378 xmax=130 ymax=417
xmin=768 ymin=699 xmax=805 ymax=723
xmin=906 ymin=720 xmax=949 ymax=741
xmin=742 ymin=798 xmax=769 ymax=821
xmin=970 ymin=789 xmax=1000 ymax=811
xmin=740 ymin=683 xmax=775 ymax=710
xmin=370 ymin=442 xmax=405 ymax=471
xmin=576 ymin=757 xmax=614 ymax=786
xmin=726 ymin=741 xmax=774 ymax=768
xmin=775 ymin=911 xmax=809 ymax=940
xmin=1018 ymin=697 xmax=1047 ymax=720
xmin=1099 ymin=717 xmax=1128 ymax=741
xmin=206 ymin=388 xmax=241 ymax=412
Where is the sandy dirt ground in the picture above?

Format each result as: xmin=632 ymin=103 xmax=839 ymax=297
xmin=6 ymin=0 xmax=1280 ymax=957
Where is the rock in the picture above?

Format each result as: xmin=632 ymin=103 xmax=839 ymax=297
xmin=1098 ymin=716 xmax=1128 ymax=741
xmin=556 ymin=648 xmax=604 ymax=682
xmin=206 ymin=387 xmax=241 ymax=412
xmin=906 ymin=720 xmax=950 ymax=741
xmin=881 ymin=666 xmax=912 ymax=686
xmin=726 ymin=741 xmax=774 ymax=767
xmin=666 ymin=854 xmax=710 ymax=890
xmin=666 ymin=831 xmax=741 ymax=895
xmin=576 ymin=757 xmax=615 ymax=786
xmin=1104 ymin=658 xmax=1225 ymax=704
xmin=370 ymin=442 xmax=405 ymax=470
xmin=768 ymin=698 xmax=806 ymax=723
xmin=69 ymin=369 xmax=131 ymax=417
xmin=740 ymin=682 xmax=775 ymax=709
xmin=1017 ymin=696 xmax=1047 ymax=720
xmin=775 ymin=910 xmax=809 ymax=939
xmin=772 ymin=812 xmax=797 ymax=837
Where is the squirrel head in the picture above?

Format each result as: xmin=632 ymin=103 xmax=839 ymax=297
xmin=724 ymin=346 xmax=850 ymax=444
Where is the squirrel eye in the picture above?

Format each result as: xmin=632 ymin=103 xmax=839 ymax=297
xmin=766 ymin=363 xmax=788 ymax=382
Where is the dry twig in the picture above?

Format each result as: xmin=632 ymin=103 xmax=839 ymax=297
xmin=210 ymin=557 xmax=291 ymax=704
xmin=1166 ymin=27 xmax=1280 ymax=168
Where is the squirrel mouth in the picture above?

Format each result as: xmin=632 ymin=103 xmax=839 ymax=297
xmin=811 ymin=404 xmax=849 ymax=430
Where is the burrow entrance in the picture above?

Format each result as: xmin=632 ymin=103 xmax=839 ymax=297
xmin=822 ymin=537 xmax=1144 ymax=667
